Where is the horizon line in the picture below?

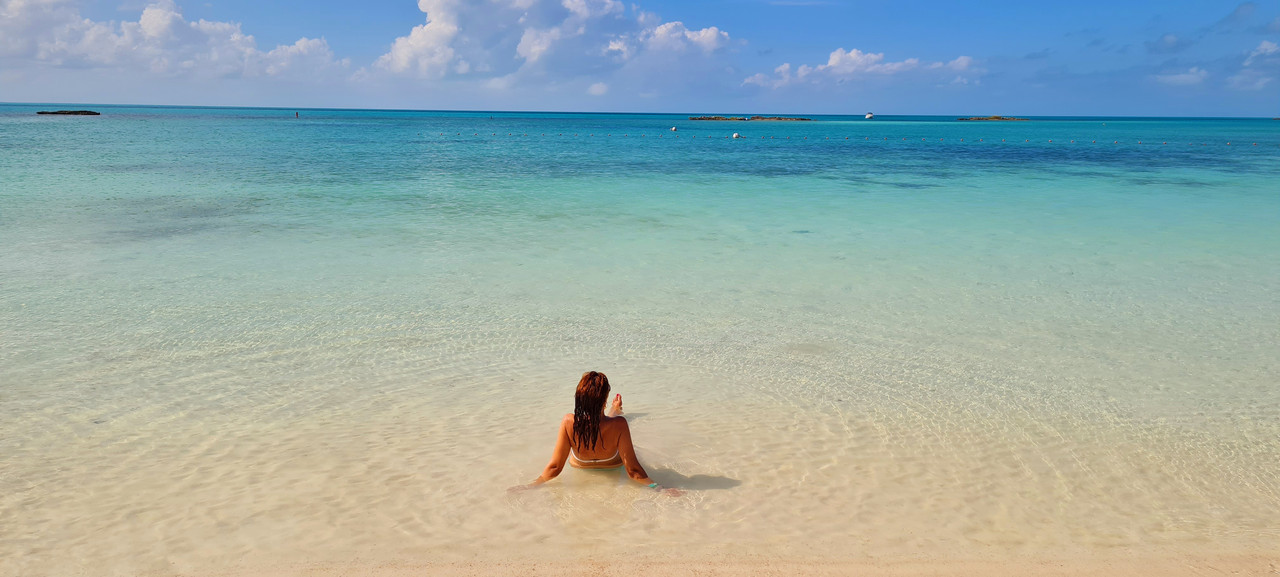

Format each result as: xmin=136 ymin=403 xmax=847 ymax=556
xmin=3 ymin=101 xmax=1277 ymax=120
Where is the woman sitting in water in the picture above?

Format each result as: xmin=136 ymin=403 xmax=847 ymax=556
xmin=513 ymin=371 xmax=680 ymax=495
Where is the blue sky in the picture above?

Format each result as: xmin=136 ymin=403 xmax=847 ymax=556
xmin=2 ymin=0 xmax=1277 ymax=115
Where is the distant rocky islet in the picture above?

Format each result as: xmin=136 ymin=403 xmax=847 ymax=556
xmin=689 ymin=115 xmax=812 ymax=121
xmin=957 ymin=115 xmax=1028 ymax=121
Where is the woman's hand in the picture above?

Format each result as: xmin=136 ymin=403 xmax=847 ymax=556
xmin=607 ymin=393 xmax=623 ymax=417
xmin=642 ymin=481 xmax=682 ymax=496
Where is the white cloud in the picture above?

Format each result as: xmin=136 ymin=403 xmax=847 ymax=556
xmin=743 ymin=64 xmax=784 ymax=87
xmin=605 ymin=37 xmax=633 ymax=59
xmin=370 ymin=0 xmax=733 ymax=99
xmin=1244 ymin=40 xmax=1278 ymax=67
xmin=943 ymin=55 xmax=972 ymax=71
xmin=645 ymin=21 xmax=727 ymax=52
xmin=1229 ymin=41 xmax=1279 ymax=90
xmin=587 ymin=81 xmax=608 ymax=95
xmin=562 ymin=0 xmax=623 ymax=19
xmin=745 ymin=48 xmax=973 ymax=88
xmin=517 ymin=27 xmax=562 ymax=63
xmin=1227 ymin=73 xmax=1272 ymax=90
xmin=373 ymin=0 xmax=460 ymax=76
xmin=824 ymin=48 xmax=918 ymax=74
xmin=1154 ymin=67 xmax=1208 ymax=86
xmin=613 ymin=20 xmax=729 ymax=55
xmin=0 ymin=0 xmax=77 ymax=57
xmin=1 ymin=0 xmax=346 ymax=79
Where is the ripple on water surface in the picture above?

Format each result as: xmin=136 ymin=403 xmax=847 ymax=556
xmin=2 ymin=108 xmax=1279 ymax=576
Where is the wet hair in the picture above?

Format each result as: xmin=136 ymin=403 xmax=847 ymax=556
xmin=572 ymin=371 xmax=611 ymax=451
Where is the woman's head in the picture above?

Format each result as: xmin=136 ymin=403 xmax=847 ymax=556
xmin=572 ymin=371 xmax=611 ymax=450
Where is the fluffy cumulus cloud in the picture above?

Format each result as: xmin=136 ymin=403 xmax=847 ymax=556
xmin=743 ymin=49 xmax=975 ymax=88
xmin=0 ymin=0 xmax=347 ymax=79
xmin=373 ymin=0 xmax=463 ymax=76
xmin=641 ymin=21 xmax=729 ymax=52
xmin=371 ymin=0 xmax=728 ymax=91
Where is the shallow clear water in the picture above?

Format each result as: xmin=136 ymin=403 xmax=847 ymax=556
xmin=2 ymin=105 xmax=1278 ymax=575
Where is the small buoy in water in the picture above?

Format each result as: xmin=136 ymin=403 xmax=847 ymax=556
xmin=671 ymin=126 xmax=677 ymax=132
xmin=733 ymin=133 xmax=742 ymax=139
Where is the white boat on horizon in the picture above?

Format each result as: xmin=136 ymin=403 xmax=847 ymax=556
xmin=865 ymin=112 xmax=875 ymax=119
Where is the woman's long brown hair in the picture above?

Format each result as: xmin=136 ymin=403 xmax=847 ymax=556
xmin=572 ymin=371 xmax=611 ymax=451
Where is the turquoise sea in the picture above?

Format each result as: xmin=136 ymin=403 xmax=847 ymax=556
xmin=2 ymin=104 xmax=1279 ymax=575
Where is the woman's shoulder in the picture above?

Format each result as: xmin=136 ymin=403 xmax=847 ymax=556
xmin=601 ymin=415 xmax=630 ymax=429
